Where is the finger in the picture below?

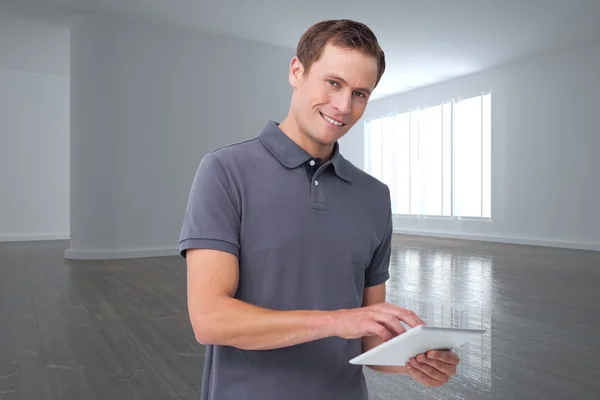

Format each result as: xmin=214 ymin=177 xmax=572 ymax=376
xmin=409 ymin=358 xmax=449 ymax=383
xmin=380 ymin=304 xmax=426 ymax=328
xmin=369 ymin=322 xmax=394 ymax=342
xmin=427 ymin=350 xmax=460 ymax=365
xmin=405 ymin=363 xmax=444 ymax=387
xmin=417 ymin=355 xmax=457 ymax=376
xmin=374 ymin=313 xmax=407 ymax=337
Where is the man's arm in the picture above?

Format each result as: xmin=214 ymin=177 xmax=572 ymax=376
xmin=186 ymin=248 xmax=426 ymax=351
xmin=186 ymin=248 xmax=336 ymax=350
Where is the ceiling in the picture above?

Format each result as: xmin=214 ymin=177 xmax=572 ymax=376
xmin=2 ymin=0 xmax=600 ymax=99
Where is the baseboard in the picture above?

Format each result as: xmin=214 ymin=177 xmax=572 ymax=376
xmin=0 ymin=233 xmax=70 ymax=242
xmin=64 ymin=246 xmax=180 ymax=260
xmin=392 ymin=230 xmax=600 ymax=252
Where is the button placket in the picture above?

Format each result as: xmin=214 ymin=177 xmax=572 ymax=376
xmin=310 ymin=166 xmax=327 ymax=210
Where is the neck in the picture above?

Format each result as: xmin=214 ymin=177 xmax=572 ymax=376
xmin=278 ymin=114 xmax=334 ymax=162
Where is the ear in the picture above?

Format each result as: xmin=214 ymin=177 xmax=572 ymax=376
xmin=288 ymin=56 xmax=304 ymax=88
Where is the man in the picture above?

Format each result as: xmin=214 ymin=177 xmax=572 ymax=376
xmin=179 ymin=19 xmax=460 ymax=400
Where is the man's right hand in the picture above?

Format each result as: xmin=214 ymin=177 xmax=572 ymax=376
xmin=332 ymin=302 xmax=425 ymax=342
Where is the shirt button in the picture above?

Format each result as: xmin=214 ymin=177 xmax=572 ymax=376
xmin=309 ymin=160 xmax=316 ymax=166
xmin=314 ymin=180 xmax=319 ymax=186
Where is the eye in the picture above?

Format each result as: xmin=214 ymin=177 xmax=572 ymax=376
xmin=353 ymin=91 xmax=366 ymax=98
xmin=328 ymin=79 xmax=339 ymax=87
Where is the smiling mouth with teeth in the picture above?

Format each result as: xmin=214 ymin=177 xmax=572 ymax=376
xmin=320 ymin=112 xmax=345 ymax=127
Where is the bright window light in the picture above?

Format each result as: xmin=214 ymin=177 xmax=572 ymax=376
xmin=364 ymin=93 xmax=492 ymax=219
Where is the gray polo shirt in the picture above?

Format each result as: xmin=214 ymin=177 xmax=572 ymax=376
xmin=180 ymin=120 xmax=393 ymax=400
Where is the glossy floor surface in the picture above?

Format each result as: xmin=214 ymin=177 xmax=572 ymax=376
xmin=1 ymin=236 xmax=599 ymax=399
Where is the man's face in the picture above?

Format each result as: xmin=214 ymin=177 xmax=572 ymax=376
xmin=289 ymin=42 xmax=379 ymax=147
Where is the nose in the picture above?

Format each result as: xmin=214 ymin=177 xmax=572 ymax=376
xmin=330 ymin=91 xmax=352 ymax=115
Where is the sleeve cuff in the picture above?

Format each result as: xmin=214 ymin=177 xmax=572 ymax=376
xmin=179 ymin=238 xmax=240 ymax=259
xmin=365 ymin=271 xmax=390 ymax=287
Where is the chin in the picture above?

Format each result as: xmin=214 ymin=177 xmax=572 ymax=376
xmin=311 ymin=134 xmax=337 ymax=146
xmin=311 ymin=128 xmax=342 ymax=145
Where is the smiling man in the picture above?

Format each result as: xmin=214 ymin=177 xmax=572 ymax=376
xmin=180 ymin=19 xmax=460 ymax=400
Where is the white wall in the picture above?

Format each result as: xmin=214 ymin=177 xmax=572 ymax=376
xmin=0 ymin=15 xmax=70 ymax=76
xmin=66 ymin=14 xmax=294 ymax=259
xmin=338 ymin=125 xmax=364 ymax=171
xmin=0 ymin=17 xmax=70 ymax=242
xmin=343 ymin=36 xmax=600 ymax=251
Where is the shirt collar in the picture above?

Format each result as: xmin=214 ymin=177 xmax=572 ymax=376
xmin=258 ymin=120 xmax=352 ymax=182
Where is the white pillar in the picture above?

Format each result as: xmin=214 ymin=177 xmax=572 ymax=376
xmin=65 ymin=14 xmax=120 ymax=259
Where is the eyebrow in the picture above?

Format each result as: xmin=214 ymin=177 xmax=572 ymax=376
xmin=326 ymin=74 xmax=373 ymax=96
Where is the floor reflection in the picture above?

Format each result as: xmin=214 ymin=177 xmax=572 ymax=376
xmin=384 ymin=247 xmax=493 ymax=392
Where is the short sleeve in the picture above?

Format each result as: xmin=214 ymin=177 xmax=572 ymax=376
xmin=179 ymin=152 xmax=241 ymax=259
xmin=364 ymin=206 xmax=392 ymax=287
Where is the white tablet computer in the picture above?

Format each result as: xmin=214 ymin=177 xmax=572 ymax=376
xmin=349 ymin=325 xmax=486 ymax=366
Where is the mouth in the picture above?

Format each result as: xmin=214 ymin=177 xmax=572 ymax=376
xmin=320 ymin=112 xmax=345 ymax=127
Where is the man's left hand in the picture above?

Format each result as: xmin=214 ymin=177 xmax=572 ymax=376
xmin=405 ymin=350 xmax=460 ymax=387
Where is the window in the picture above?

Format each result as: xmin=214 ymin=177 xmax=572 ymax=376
xmin=364 ymin=93 xmax=491 ymax=219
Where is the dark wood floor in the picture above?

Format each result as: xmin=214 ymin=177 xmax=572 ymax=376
xmin=1 ymin=236 xmax=599 ymax=399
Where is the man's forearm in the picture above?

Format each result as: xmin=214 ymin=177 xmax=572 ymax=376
xmin=193 ymin=296 xmax=338 ymax=350
xmin=367 ymin=364 xmax=408 ymax=374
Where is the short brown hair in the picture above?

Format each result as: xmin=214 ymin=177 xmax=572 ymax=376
xmin=296 ymin=19 xmax=386 ymax=87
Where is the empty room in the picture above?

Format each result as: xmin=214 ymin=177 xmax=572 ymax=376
xmin=1 ymin=0 xmax=599 ymax=399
